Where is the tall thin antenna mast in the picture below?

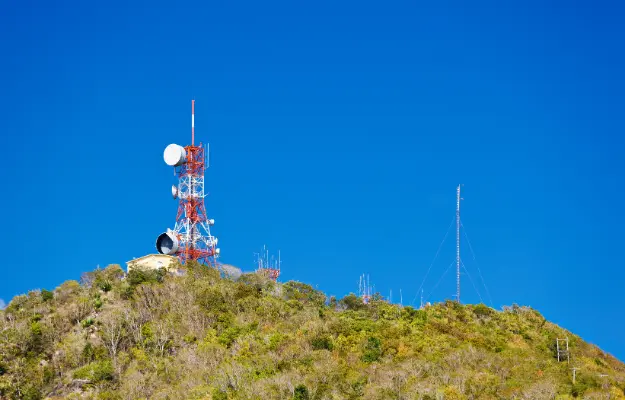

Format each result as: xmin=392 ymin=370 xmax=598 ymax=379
xmin=191 ymin=100 xmax=195 ymax=146
xmin=456 ymin=184 xmax=461 ymax=303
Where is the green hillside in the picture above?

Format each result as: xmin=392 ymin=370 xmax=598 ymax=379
xmin=0 ymin=262 xmax=623 ymax=399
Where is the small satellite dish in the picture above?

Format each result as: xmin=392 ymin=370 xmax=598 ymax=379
xmin=164 ymin=144 xmax=187 ymax=167
xmin=215 ymin=248 xmax=221 ymax=255
xmin=208 ymin=219 xmax=215 ymax=226
xmin=171 ymin=185 xmax=179 ymax=199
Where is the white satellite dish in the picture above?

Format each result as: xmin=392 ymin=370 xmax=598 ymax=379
xmin=171 ymin=185 xmax=179 ymax=199
xmin=164 ymin=144 xmax=187 ymax=167
xmin=215 ymin=248 xmax=221 ymax=255
xmin=208 ymin=219 xmax=215 ymax=226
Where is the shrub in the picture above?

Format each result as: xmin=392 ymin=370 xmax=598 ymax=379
xmin=362 ymin=337 xmax=382 ymax=363
xmin=339 ymin=294 xmax=365 ymax=311
xmin=293 ymin=384 xmax=310 ymax=400
xmin=98 ymin=280 xmax=112 ymax=292
xmin=218 ymin=327 xmax=242 ymax=348
xmin=234 ymin=281 xmax=259 ymax=300
xmin=311 ymin=335 xmax=333 ymax=351
xmin=94 ymin=296 xmax=103 ymax=309
xmin=473 ymin=303 xmax=494 ymax=318
xmin=41 ymin=289 xmax=54 ymax=302
xmin=283 ymin=281 xmax=326 ymax=306
xmin=72 ymin=360 xmax=114 ymax=383
xmin=211 ymin=388 xmax=228 ymax=400
xmin=81 ymin=317 xmax=95 ymax=328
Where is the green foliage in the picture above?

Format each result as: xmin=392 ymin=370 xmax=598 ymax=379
xmin=127 ymin=267 xmax=166 ymax=287
xmin=339 ymin=293 xmax=365 ymax=310
xmin=362 ymin=336 xmax=382 ymax=363
xmin=94 ymin=294 xmax=103 ymax=309
xmin=72 ymin=360 xmax=114 ymax=383
xmin=0 ymin=264 xmax=624 ymax=399
xmin=311 ymin=335 xmax=333 ymax=351
xmin=293 ymin=384 xmax=310 ymax=400
xmin=41 ymin=289 xmax=54 ymax=302
xmin=283 ymin=281 xmax=326 ymax=306
xmin=98 ymin=280 xmax=113 ymax=292
xmin=218 ymin=326 xmax=241 ymax=348
xmin=211 ymin=388 xmax=228 ymax=400
xmin=21 ymin=385 xmax=42 ymax=400
xmin=473 ymin=303 xmax=494 ymax=318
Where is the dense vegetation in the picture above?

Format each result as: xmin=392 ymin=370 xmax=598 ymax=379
xmin=0 ymin=262 xmax=624 ymax=399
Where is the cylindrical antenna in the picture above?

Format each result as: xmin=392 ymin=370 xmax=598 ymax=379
xmin=192 ymin=100 xmax=195 ymax=146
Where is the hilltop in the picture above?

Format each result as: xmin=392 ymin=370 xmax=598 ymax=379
xmin=0 ymin=262 xmax=624 ymax=399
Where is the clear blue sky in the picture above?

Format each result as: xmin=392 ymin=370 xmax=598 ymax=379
xmin=1 ymin=0 xmax=624 ymax=359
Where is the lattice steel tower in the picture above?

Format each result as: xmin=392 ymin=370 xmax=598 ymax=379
xmin=156 ymin=100 xmax=220 ymax=266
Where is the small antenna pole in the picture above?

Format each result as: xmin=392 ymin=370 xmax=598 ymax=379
xmin=191 ymin=100 xmax=195 ymax=146
xmin=400 ymin=289 xmax=403 ymax=307
xmin=456 ymin=184 xmax=461 ymax=303
xmin=571 ymin=367 xmax=579 ymax=384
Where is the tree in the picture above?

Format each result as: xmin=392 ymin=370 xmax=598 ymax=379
xmin=99 ymin=310 xmax=127 ymax=369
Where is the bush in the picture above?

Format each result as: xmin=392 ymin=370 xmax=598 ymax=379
xmin=98 ymin=280 xmax=112 ymax=292
xmin=473 ymin=303 xmax=494 ymax=318
xmin=21 ymin=385 xmax=42 ymax=400
xmin=311 ymin=335 xmax=333 ymax=351
xmin=293 ymin=384 xmax=310 ymax=400
xmin=283 ymin=281 xmax=326 ymax=306
xmin=362 ymin=337 xmax=382 ymax=363
xmin=218 ymin=327 xmax=242 ymax=348
xmin=234 ymin=281 xmax=260 ymax=300
xmin=81 ymin=317 xmax=95 ymax=328
xmin=127 ymin=268 xmax=165 ymax=287
xmin=212 ymin=388 xmax=228 ymax=400
xmin=339 ymin=294 xmax=365 ymax=311
xmin=41 ymin=289 xmax=54 ymax=302
xmin=73 ymin=360 xmax=114 ymax=383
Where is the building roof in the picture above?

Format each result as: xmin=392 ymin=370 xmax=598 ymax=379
xmin=126 ymin=254 xmax=177 ymax=264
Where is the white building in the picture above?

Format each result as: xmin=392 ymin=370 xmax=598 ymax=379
xmin=126 ymin=254 xmax=177 ymax=273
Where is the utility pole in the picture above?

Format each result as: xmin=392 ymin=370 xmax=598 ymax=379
xmin=571 ymin=367 xmax=579 ymax=384
xmin=456 ymin=184 xmax=461 ymax=303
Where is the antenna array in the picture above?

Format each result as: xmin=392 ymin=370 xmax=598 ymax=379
xmin=255 ymin=245 xmax=281 ymax=281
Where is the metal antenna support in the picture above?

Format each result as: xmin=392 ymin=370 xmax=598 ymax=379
xmin=456 ymin=184 xmax=462 ymax=303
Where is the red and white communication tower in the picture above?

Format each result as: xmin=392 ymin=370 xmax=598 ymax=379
xmin=255 ymin=245 xmax=281 ymax=281
xmin=155 ymin=100 xmax=220 ymax=266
